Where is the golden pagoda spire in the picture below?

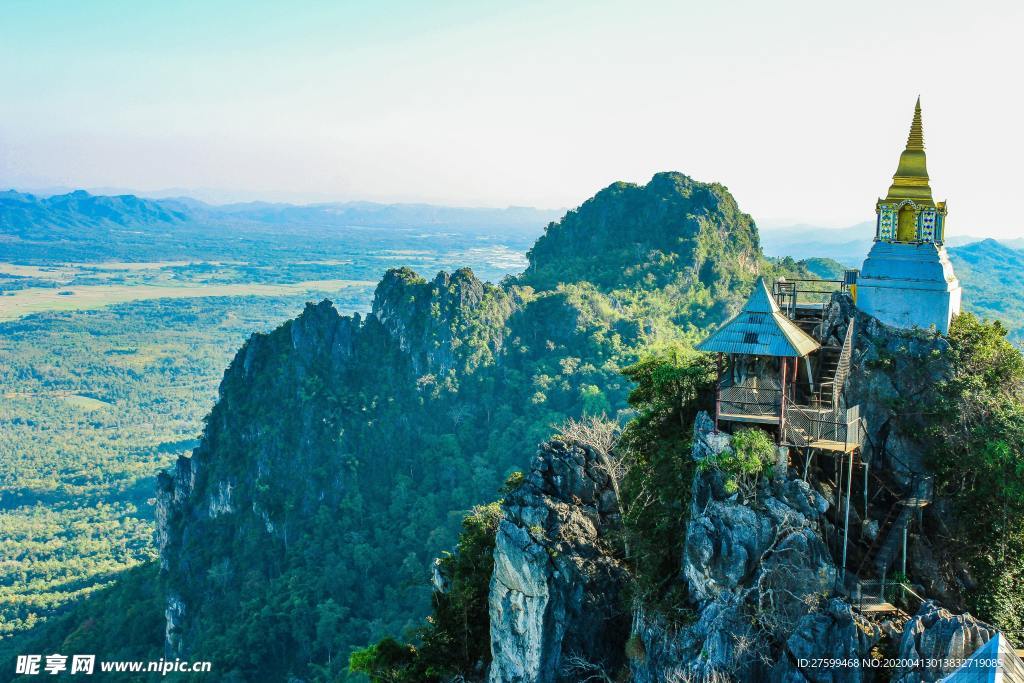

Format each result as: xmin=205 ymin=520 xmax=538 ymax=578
xmin=884 ymin=97 xmax=934 ymax=205
xmin=906 ymin=96 xmax=924 ymax=151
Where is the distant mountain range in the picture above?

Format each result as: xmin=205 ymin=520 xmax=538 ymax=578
xmin=760 ymin=221 xmax=1022 ymax=265
xmin=0 ymin=189 xmax=564 ymax=236
xmin=5 ymin=189 xmax=1016 ymax=259
xmin=2 ymin=188 xmax=1020 ymax=339
xmin=948 ymin=238 xmax=1024 ymax=340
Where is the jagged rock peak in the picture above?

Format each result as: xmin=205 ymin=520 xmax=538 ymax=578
xmin=894 ymin=601 xmax=998 ymax=683
xmin=155 ymin=297 xmax=412 ymax=659
xmin=770 ymin=598 xmax=881 ymax=682
xmin=488 ymin=438 xmax=630 ymax=683
xmin=372 ymin=266 xmax=514 ymax=377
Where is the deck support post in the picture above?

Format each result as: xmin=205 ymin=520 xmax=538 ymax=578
xmin=901 ymin=525 xmax=908 ymax=576
xmin=778 ymin=357 xmax=787 ymax=441
xmin=714 ymin=353 xmax=723 ymax=431
xmin=901 ymin=525 xmax=909 ymax=606
xmin=864 ymin=456 xmax=870 ymax=520
xmin=841 ymin=449 xmax=853 ymax=583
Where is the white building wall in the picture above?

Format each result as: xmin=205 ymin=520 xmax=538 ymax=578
xmin=856 ymin=242 xmax=961 ymax=334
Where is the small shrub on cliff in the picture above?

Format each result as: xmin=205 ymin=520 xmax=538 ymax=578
xmin=348 ymin=638 xmax=418 ymax=682
xmin=699 ymin=427 xmax=776 ymax=500
xmin=501 ymin=470 xmax=525 ymax=494
xmin=349 ymin=502 xmax=503 ymax=682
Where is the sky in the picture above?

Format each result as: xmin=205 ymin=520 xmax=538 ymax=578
xmin=1 ymin=0 xmax=1022 ymax=239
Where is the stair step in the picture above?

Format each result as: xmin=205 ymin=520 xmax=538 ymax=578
xmin=874 ymin=506 xmax=915 ymax=574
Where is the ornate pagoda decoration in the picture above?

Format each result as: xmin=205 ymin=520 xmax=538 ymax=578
xmin=856 ymin=98 xmax=962 ymax=334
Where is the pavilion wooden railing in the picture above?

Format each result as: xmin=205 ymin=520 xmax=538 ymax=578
xmin=718 ymin=385 xmax=783 ymax=418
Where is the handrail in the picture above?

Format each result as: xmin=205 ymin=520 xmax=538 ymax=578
xmin=719 ymin=386 xmax=783 ymax=418
xmin=784 ymin=401 xmax=862 ymax=449
xmin=853 ymin=578 xmax=926 ymax=615
xmin=773 ymin=278 xmax=850 ymax=318
xmin=833 ymin=319 xmax=855 ymax=399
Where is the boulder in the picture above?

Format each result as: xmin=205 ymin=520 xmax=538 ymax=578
xmin=770 ymin=598 xmax=880 ymax=682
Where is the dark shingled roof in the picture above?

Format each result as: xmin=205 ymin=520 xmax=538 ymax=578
xmin=697 ymin=278 xmax=821 ymax=358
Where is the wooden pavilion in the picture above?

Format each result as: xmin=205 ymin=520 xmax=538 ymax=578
xmin=698 ymin=277 xmax=863 ymax=453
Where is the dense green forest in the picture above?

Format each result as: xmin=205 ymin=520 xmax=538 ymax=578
xmin=0 ymin=295 xmax=358 ymax=639
xmin=948 ymin=239 xmax=1024 ymax=342
xmin=0 ymin=238 xmax=535 ymax=649
xmin=350 ymin=309 xmax=1024 ymax=683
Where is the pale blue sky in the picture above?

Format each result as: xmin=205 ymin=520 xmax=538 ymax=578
xmin=1 ymin=0 xmax=1022 ymax=238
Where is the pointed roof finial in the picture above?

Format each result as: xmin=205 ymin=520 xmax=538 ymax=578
xmin=906 ymin=96 xmax=925 ymax=151
xmin=883 ymin=96 xmax=933 ymax=204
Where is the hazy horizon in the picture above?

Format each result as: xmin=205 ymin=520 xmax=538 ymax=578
xmin=2 ymin=1 xmax=1022 ymax=239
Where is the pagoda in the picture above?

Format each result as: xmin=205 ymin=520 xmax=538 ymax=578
xmin=856 ymin=98 xmax=962 ymax=334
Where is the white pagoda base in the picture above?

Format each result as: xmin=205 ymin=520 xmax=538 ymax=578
xmin=856 ymin=241 xmax=961 ymax=334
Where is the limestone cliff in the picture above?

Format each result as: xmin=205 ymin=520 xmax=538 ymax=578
xmin=630 ymin=414 xmax=874 ymax=682
xmin=154 ymin=268 xmax=516 ymax=670
xmin=147 ymin=171 xmax=797 ymax=680
xmin=821 ymin=293 xmax=976 ymax=606
xmin=488 ymin=438 xmax=630 ymax=682
xmin=483 ymin=411 xmax=1003 ymax=682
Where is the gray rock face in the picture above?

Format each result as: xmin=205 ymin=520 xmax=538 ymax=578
xmin=893 ymin=601 xmax=997 ymax=683
xmin=156 ymin=298 xmax=417 ymax=659
xmin=683 ymin=496 xmax=775 ymax=602
xmin=488 ymin=439 xmax=629 ymax=683
xmin=632 ymin=596 xmax=758 ymax=683
xmin=823 ymin=294 xmax=975 ymax=604
xmin=632 ymin=414 xmax=844 ymax=682
xmin=823 ymin=293 xmax=947 ymax=488
xmin=770 ymin=598 xmax=880 ymax=683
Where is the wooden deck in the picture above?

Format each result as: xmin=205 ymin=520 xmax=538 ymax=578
xmin=718 ymin=411 xmax=779 ymax=425
xmin=789 ymin=438 xmax=860 ymax=453
xmin=858 ymin=602 xmax=898 ymax=614
xmin=856 ymin=602 xmax=907 ymax=617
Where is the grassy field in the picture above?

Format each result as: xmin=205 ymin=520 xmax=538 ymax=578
xmin=0 ymin=279 xmax=375 ymax=321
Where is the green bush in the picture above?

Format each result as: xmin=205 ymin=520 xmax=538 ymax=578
xmin=924 ymin=313 xmax=1024 ymax=634
xmin=619 ymin=343 xmax=715 ymax=608
xmin=699 ymin=427 xmax=775 ymax=500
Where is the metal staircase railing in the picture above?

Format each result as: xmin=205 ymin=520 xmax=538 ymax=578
xmin=812 ymin=318 xmax=855 ymax=410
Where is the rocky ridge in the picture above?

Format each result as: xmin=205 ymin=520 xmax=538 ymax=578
xmin=485 ymin=410 xmax=1003 ymax=682
xmin=488 ymin=438 xmax=630 ymax=682
xmin=155 ymin=268 xmax=504 ymax=660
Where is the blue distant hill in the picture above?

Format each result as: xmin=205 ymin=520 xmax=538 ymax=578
xmin=760 ymin=222 xmax=1022 ymax=265
xmin=0 ymin=189 xmax=562 ymax=262
xmin=0 ymin=189 xmax=561 ymax=237
xmin=948 ymin=238 xmax=1024 ymax=340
